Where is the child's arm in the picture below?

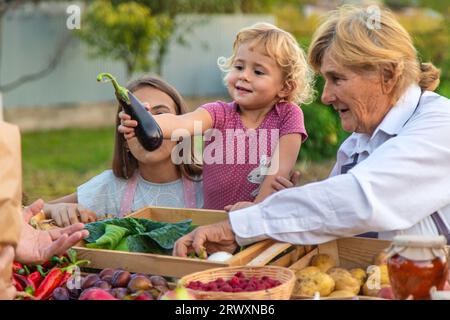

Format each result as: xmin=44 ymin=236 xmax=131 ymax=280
xmin=118 ymin=108 xmax=213 ymax=139
xmin=48 ymin=193 xmax=77 ymax=204
xmin=254 ymin=133 xmax=302 ymax=202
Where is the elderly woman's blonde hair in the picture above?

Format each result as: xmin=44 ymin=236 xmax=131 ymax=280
xmin=218 ymin=22 xmax=315 ymax=105
xmin=308 ymin=5 xmax=440 ymax=102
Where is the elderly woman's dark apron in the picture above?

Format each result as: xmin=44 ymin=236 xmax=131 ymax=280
xmin=340 ymin=92 xmax=450 ymax=244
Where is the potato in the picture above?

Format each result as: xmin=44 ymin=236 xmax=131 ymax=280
xmin=328 ymin=290 xmax=357 ymax=298
xmin=295 ymin=266 xmax=321 ymax=280
xmin=294 ymin=272 xmax=335 ymax=297
xmin=327 ymin=268 xmax=360 ymax=295
xmin=379 ymin=264 xmax=390 ymax=285
xmin=310 ymin=254 xmax=336 ymax=273
xmin=349 ymin=268 xmax=367 ymax=287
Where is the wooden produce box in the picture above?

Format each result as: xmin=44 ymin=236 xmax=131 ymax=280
xmin=73 ymin=206 xmax=304 ymax=278
xmin=288 ymin=237 xmax=392 ymax=300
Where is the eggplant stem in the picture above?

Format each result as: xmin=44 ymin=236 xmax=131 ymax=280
xmin=96 ymin=72 xmax=129 ymax=104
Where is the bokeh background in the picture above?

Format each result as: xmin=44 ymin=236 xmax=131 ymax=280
xmin=1 ymin=0 xmax=448 ymax=203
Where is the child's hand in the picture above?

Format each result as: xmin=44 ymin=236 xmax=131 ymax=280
xmin=43 ymin=203 xmax=97 ymax=227
xmin=118 ymin=102 xmax=152 ymax=140
xmin=271 ymin=170 xmax=301 ymax=191
xmin=118 ymin=111 xmax=138 ymax=140
xmin=0 ymin=245 xmax=16 ymax=300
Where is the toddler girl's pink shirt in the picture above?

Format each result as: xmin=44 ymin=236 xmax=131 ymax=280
xmin=200 ymin=101 xmax=307 ymax=210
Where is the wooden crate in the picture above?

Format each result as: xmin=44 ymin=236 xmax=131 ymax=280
xmin=289 ymin=237 xmax=392 ymax=300
xmin=73 ymin=206 xmax=305 ymax=278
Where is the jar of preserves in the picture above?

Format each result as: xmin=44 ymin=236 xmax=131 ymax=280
xmin=387 ymin=235 xmax=448 ymax=300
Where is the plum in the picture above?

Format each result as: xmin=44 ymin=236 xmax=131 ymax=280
xmin=53 ymin=287 xmax=70 ymax=300
xmin=94 ymin=280 xmax=112 ymax=290
xmin=149 ymin=275 xmax=168 ymax=288
xmin=111 ymin=270 xmax=131 ymax=288
xmin=99 ymin=268 xmax=115 ymax=280
xmin=81 ymin=274 xmax=101 ymax=290
xmin=110 ymin=287 xmax=129 ymax=300
xmin=128 ymin=275 xmax=152 ymax=293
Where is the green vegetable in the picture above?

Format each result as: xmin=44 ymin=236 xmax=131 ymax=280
xmin=84 ymin=217 xmax=193 ymax=254
xmin=115 ymin=236 xmax=130 ymax=252
xmin=86 ymin=224 xmax=129 ymax=250
xmin=97 ymin=73 xmax=129 ymax=104
xmin=85 ymin=218 xmax=145 ymax=243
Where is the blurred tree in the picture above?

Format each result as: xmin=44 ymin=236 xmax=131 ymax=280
xmin=0 ymin=0 xmax=72 ymax=93
xmin=77 ymin=0 xmax=159 ymax=78
xmin=108 ymin=0 xmax=291 ymax=74
xmin=395 ymin=5 xmax=450 ymax=94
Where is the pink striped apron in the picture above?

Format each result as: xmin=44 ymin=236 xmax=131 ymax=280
xmin=118 ymin=173 xmax=197 ymax=217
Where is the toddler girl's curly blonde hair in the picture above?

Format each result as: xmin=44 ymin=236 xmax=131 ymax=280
xmin=218 ymin=22 xmax=315 ymax=105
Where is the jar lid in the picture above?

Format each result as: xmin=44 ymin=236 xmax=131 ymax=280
xmin=392 ymin=235 xmax=447 ymax=248
xmin=386 ymin=235 xmax=448 ymax=261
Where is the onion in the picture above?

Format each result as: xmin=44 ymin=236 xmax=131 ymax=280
xmin=207 ymin=251 xmax=233 ymax=262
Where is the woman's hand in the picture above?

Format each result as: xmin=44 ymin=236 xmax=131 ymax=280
xmin=15 ymin=199 xmax=89 ymax=265
xmin=173 ymin=220 xmax=237 ymax=258
xmin=0 ymin=245 xmax=16 ymax=300
xmin=271 ymin=170 xmax=301 ymax=191
xmin=43 ymin=203 xmax=97 ymax=227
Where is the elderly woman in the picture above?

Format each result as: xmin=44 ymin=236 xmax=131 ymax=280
xmin=173 ymin=5 xmax=450 ymax=257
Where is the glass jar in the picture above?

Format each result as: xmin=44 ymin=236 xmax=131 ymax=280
xmin=387 ymin=235 xmax=448 ymax=300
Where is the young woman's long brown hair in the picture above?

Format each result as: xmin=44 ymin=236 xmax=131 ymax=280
xmin=112 ymin=75 xmax=202 ymax=181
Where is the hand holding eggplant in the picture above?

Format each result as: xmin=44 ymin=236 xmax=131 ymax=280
xmin=98 ymin=73 xmax=163 ymax=151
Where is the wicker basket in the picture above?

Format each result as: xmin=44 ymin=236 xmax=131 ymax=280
xmin=178 ymin=266 xmax=295 ymax=300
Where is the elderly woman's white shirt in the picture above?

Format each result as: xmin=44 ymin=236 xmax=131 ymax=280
xmin=230 ymin=84 xmax=450 ymax=245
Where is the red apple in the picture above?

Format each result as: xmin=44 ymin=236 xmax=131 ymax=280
xmin=377 ymin=286 xmax=395 ymax=299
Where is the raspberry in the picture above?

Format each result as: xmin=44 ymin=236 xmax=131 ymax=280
xmin=222 ymin=284 xmax=233 ymax=292
xmin=229 ymin=276 xmax=240 ymax=287
xmin=256 ymin=284 xmax=266 ymax=291
xmin=215 ymin=277 xmax=225 ymax=284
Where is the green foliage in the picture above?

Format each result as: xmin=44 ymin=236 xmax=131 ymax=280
xmin=300 ymin=101 xmax=348 ymax=162
xmin=77 ymin=0 xmax=160 ymax=78
xmin=84 ymin=217 xmax=194 ymax=253
xmin=130 ymin=0 xmax=281 ymax=14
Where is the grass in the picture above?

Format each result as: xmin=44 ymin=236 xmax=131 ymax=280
xmin=21 ymin=127 xmax=334 ymax=204
xmin=22 ymin=127 xmax=115 ymax=203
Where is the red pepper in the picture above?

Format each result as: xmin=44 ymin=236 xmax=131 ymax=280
xmin=12 ymin=261 xmax=23 ymax=274
xmin=13 ymin=273 xmax=36 ymax=293
xmin=34 ymin=268 xmax=64 ymax=300
xmin=12 ymin=275 xmax=24 ymax=291
xmin=28 ymin=271 xmax=44 ymax=288
xmin=59 ymin=271 xmax=72 ymax=288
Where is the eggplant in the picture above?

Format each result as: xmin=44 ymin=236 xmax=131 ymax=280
xmin=97 ymin=73 xmax=163 ymax=151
